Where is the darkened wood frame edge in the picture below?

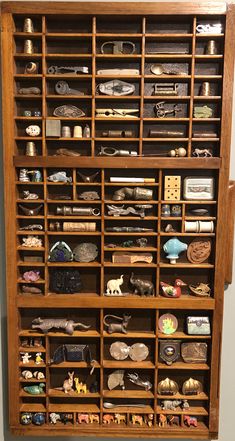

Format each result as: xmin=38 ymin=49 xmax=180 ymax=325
xmin=1 ymin=1 xmax=235 ymax=438
xmin=224 ymin=180 xmax=235 ymax=284
xmin=1 ymin=1 xmax=227 ymax=15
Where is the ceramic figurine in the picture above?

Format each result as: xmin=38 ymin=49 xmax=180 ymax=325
xmin=106 ymin=275 xmax=124 ymax=296
xmin=161 ymin=400 xmax=182 ymax=410
xmin=32 ymin=413 xmax=46 ymax=425
xmin=131 ymin=415 xmax=143 ymax=426
xmin=103 ymin=414 xmax=114 ymax=424
xmin=165 ymin=224 xmax=176 ymax=233
xmin=21 ymin=352 xmax=32 ymax=364
xmin=35 ymin=352 xmax=44 ymax=364
xmin=79 ymin=191 xmax=100 ymax=200
xmin=21 ymin=413 xmax=32 ymax=425
xmin=103 ymin=314 xmax=131 ymax=334
xmin=193 ymin=148 xmax=212 ymax=157
xmin=50 ymin=413 xmax=61 ymax=424
xmin=23 ymin=383 xmax=45 ymax=395
xmin=89 ymin=414 xmax=99 ymax=423
xmin=183 ymin=415 xmax=197 ymax=427
xmin=22 ymin=236 xmax=42 ymax=247
xmin=31 ymin=317 xmax=91 ymax=335
xmin=19 ymin=168 xmax=30 ymax=182
xmin=167 ymin=415 xmax=180 ymax=426
xmin=23 ymin=270 xmax=40 ymax=282
xmin=158 ymin=414 xmax=167 ymax=427
xmin=163 ymin=237 xmax=188 ymax=264
xmin=33 ymin=371 xmax=45 ymax=380
xmin=54 ymin=371 xmax=74 ymax=394
xmin=114 ymin=414 xmax=126 ymax=424
xmin=21 ymin=370 xmax=33 ymax=379
xmin=47 ymin=171 xmax=72 ymax=183
xmin=144 ymin=414 xmax=154 ymax=427
xmin=129 ymin=272 xmax=154 ymax=296
xmin=182 ymin=399 xmax=190 ymax=410
xmin=74 ymin=377 xmax=88 ymax=394
xmin=160 ymin=279 xmax=187 ymax=298
xmin=23 ymin=190 xmax=39 ymax=200
xmin=127 ymin=372 xmax=152 ymax=391
xmin=78 ymin=413 xmax=90 ymax=424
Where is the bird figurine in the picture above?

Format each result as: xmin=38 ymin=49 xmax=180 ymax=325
xmin=160 ymin=279 xmax=187 ymax=298
xmin=23 ymin=383 xmax=45 ymax=395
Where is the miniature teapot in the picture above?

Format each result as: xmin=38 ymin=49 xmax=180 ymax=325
xmin=163 ymin=237 xmax=188 ymax=264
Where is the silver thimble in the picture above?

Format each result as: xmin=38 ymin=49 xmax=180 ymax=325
xmin=200 ymin=81 xmax=211 ymax=96
xmin=23 ymin=18 xmax=34 ymax=33
xmin=61 ymin=126 xmax=72 ymax=138
xmin=24 ymin=39 xmax=34 ymax=54
xmin=26 ymin=141 xmax=37 ymax=156
xmin=205 ymin=40 xmax=217 ymax=55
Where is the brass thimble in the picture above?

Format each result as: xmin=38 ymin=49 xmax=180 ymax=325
xmin=24 ymin=39 xmax=34 ymax=54
xmin=200 ymin=81 xmax=211 ymax=96
xmin=26 ymin=141 xmax=37 ymax=156
xmin=61 ymin=126 xmax=72 ymax=138
xmin=205 ymin=40 xmax=217 ymax=55
xmin=23 ymin=18 xmax=34 ymax=33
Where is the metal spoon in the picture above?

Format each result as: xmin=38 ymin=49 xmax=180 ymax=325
xmin=103 ymin=402 xmax=146 ymax=409
xmin=150 ymin=64 xmax=185 ymax=76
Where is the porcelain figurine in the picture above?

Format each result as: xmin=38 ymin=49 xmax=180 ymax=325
xmin=158 ymin=414 xmax=167 ymax=427
xmin=33 ymin=371 xmax=45 ymax=380
xmin=74 ymin=377 xmax=88 ymax=394
xmin=167 ymin=415 xmax=180 ymax=426
xmin=23 ymin=190 xmax=39 ymax=200
xmin=89 ymin=414 xmax=100 ymax=423
xmin=106 ymin=275 xmax=124 ymax=296
xmin=23 ymin=383 xmax=45 ymax=395
xmin=129 ymin=272 xmax=154 ymax=296
xmin=160 ymin=278 xmax=187 ymax=298
xmin=114 ymin=414 xmax=126 ymax=424
xmin=22 ymin=236 xmax=43 ymax=247
xmin=163 ymin=237 xmax=188 ymax=264
xmin=47 ymin=171 xmax=72 ymax=183
xmin=103 ymin=314 xmax=131 ymax=334
xmin=161 ymin=400 xmax=182 ymax=410
xmin=103 ymin=414 xmax=114 ymax=424
xmin=184 ymin=415 xmax=198 ymax=427
xmin=21 ymin=413 xmax=32 ymax=425
xmin=131 ymin=415 xmax=143 ymax=426
xmin=22 ymin=270 xmax=40 ymax=282
xmin=35 ymin=352 xmax=44 ymax=364
xmin=54 ymin=371 xmax=74 ymax=394
xmin=21 ymin=370 xmax=33 ymax=379
xmin=78 ymin=413 xmax=90 ymax=424
xmin=50 ymin=413 xmax=61 ymax=424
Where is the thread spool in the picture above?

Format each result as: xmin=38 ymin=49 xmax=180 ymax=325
xmin=200 ymin=82 xmax=211 ymax=96
xmin=24 ymin=39 xmax=34 ymax=54
xmin=26 ymin=141 xmax=37 ymax=156
xmin=199 ymin=221 xmax=214 ymax=233
xmin=61 ymin=126 xmax=71 ymax=138
xmin=185 ymin=221 xmax=199 ymax=232
xmin=23 ymin=18 xmax=34 ymax=33
xmin=73 ymin=125 xmax=83 ymax=138
xmin=205 ymin=40 xmax=217 ymax=55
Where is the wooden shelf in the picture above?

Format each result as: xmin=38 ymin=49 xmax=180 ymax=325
xmin=103 ymin=390 xmax=154 ymax=398
xmin=158 ymin=362 xmax=210 ymax=370
xmin=103 ymin=361 xmax=155 ymax=369
xmin=156 ymin=406 xmax=208 ymax=415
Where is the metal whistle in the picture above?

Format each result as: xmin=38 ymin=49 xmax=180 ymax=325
xmin=100 ymin=41 xmax=135 ymax=55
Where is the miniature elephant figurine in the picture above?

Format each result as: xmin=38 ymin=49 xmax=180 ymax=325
xmin=161 ymin=400 xmax=182 ymax=410
xmin=129 ymin=272 xmax=154 ymax=296
xmin=106 ymin=275 xmax=124 ymax=296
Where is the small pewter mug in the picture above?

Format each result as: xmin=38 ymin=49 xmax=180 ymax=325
xmin=200 ymin=81 xmax=211 ymax=96
xmin=26 ymin=141 xmax=37 ymax=156
xmin=61 ymin=126 xmax=71 ymax=138
xmin=24 ymin=39 xmax=34 ymax=54
xmin=205 ymin=40 xmax=217 ymax=55
xmin=23 ymin=18 xmax=34 ymax=33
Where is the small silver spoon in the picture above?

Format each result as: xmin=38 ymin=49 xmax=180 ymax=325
xmin=103 ymin=402 xmax=146 ymax=409
xmin=150 ymin=64 xmax=185 ymax=76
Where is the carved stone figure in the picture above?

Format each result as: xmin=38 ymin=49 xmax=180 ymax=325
xmin=106 ymin=275 xmax=124 ymax=296
xmin=23 ymin=383 xmax=45 ymax=395
xmin=31 ymin=317 xmax=91 ymax=335
xmin=129 ymin=272 xmax=154 ymax=296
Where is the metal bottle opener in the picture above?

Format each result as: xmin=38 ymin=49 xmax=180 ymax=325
xmin=100 ymin=41 xmax=135 ymax=55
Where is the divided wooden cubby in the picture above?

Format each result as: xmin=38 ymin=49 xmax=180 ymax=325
xmin=2 ymin=1 xmax=235 ymax=439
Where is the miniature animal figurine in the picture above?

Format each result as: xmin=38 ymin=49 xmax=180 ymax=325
xmin=131 ymin=414 xmax=143 ymax=426
xmin=163 ymin=238 xmax=188 ymax=264
xmin=35 ymin=352 xmax=44 ymax=364
xmin=89 ymin=414 xmax=99 ymax=424
xmin=103 ymin=313 xmax=131 ymax=334
xmin=74 ymin=377 xmax=87 ymax=394
xmin=23 ymin=383 xmax=45 ymax=395
xmin=167 ymin=415 xmax=180 ymax=426
xmin=103 ymin=414 xmax=114 ymax=424
xmin=33 ymin=371 xmax=45 ymax=380
xmin=183 ymin=415 xmax=198 ymax=427
xmin=50 ymin=413 xmax=61 ymax=424
xmin=21 ymin=370 xmax=33 ymax=379
xmin=193 ymin=148 xmax=212 ymax=157
xmin=47 ymin=171 xmax=72 ymax=183
xmin=114 ymin=414 xmax=126 ymax=424
xmin=60 ymin=413 xmax=73 ymax=425
xmin=106 ymin=275 xmax=124 ymax=296
xmin=79 ymin=191 xmax=100 ymax=200
xmin=182 ymin=399 xmax=190 ymax=410
xmin=144 ymin=414 xmax=154 ymax=427
xmin=21 ymin=352 xmax=32 ymax=364
xmin=127 ymin=372 xmax=152 ymax=391
xmin=189 ymin=283 xmax=211 ymax=297
xmin=54 ymin=371 xmax=74 ymax=394
xmin=160 ymin=279 xmax=187 ymax=298
xmin=23 ymin=190 xmax=39 ymax=200
xmin=161 ymin=400 xmax=182 ymax=411
xmin=129 ymin=272 xmax=154 ymax=296
xmin=158 ymin=414 xmax=167 ymax=428
xmin=77 ymin=413 xmax=89 ymax=424
xmin=27 ymin=170 xmax=42 ymax=182
xmin=31 ymin=317 xmax=91 ymax=335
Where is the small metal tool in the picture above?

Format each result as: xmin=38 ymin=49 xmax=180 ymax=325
xmin=96 ymin=108 xmax=139 ymax=118
xmin=100 ymin=41 xmax=135 ymax=55
xmin=55 ymin=81 xmax=84 ymax=96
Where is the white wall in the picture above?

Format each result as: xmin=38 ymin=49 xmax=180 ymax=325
xmin=0 ymin=1 xmax=234 ymax=440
